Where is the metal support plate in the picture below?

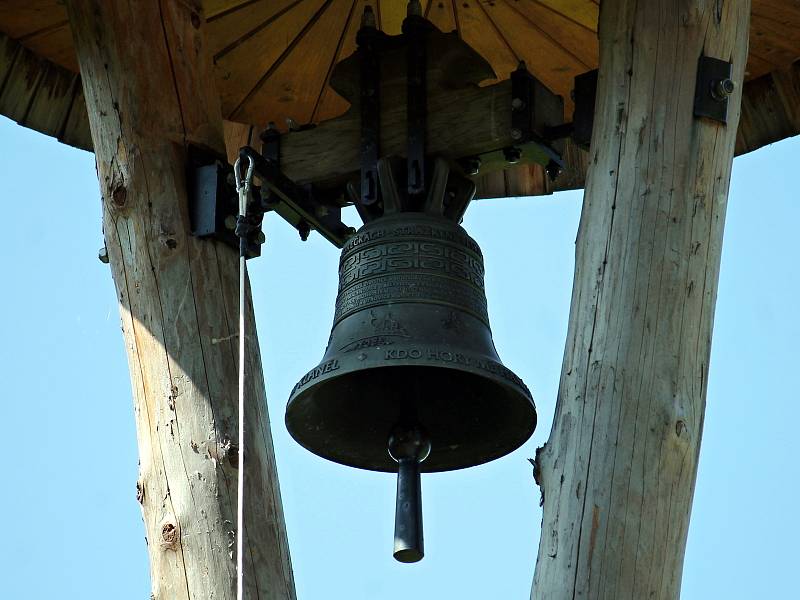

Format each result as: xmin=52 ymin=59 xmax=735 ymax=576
xmin=694 ymin=55 xmax=734 ymax=124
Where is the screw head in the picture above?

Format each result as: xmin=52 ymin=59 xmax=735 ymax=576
xmin=510 ymin=128 xmax=523 ymax=141
xmin=511 ymin=97 xmax=525 ymax=111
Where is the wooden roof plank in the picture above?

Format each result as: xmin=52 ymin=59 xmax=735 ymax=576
xmin=24 ymin=61 xmax=79 ymax=134
xmin=533 ymin=0 xmax=598 ymax=31
xmin=480 ymin=0 xmax=587 ymax=99
xmin=377 ymin=0 xmax=409 ymax=35
xmin=58 ymin=82 xmax=92 ymax=150
xmin=749 ymin=12 xmax=800 ymax=72
xmin=207 ymin=0 xmax=303 ymax=58
xmin=0 ymin=31 xmax=91 ymax=150
xmin=752 ymin=0 xmax=800 ymax=25
xmin=426 ymin=0 xmax=457 ymax=33
xmin=205 ymin=0 xmax=263 ymax=20
xmin=456 ymin=0 xmax=518 ymax=84
xmin=215 ymin=0 xmax=327 ymax=120
xmin=737 ymin=60 xmax=800 ymax=154
xmin=20 ymin=23 xmax=79 ymax=72
xmin=0 ymin=38 xmax=45 ymax=123
xmin=313 ymin=0 xmax=377 ymax=124
xmin=0 ymin=1 xmax=67 ymax=39
xmin=235 ymin=0 xmax=356 ymax=125
xmin=513 ymin=0 xmax=598 ymax=70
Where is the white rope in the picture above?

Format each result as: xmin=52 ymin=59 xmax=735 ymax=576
xmin=234 ymin=155 xmax=254 ymax=600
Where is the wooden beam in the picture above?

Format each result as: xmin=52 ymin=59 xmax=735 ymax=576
xmin=253 ymin=57 xmax=799 ymax=200
xmin=64 ymin=1 xmax=295 ymax=598
xmin=531 ymin=2 xmax=750 ymax=599
xmin=280 ymin=79 xmax=521 ymax=186
xmin=2 ymin=24 xmax=798 ymax=202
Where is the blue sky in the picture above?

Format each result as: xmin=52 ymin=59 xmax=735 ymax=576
xmin=0 ymin=115 xmax=797 ymax=599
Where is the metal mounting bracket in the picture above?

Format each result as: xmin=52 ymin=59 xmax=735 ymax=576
xmin=571 ymin=69 xmax=597 ymax=149
xmin=357 ymin=9 xmax=383 ymax=210
xmin=188 ymin=145 xmax=354 ymax=253
xmin=188 ymin=148 xmax=265 ymax=259
xmin=694 ymin=55 xmax=735 ymax=124
xmin=403 ymin=12 xmax=432 ymax=201
xmin=457 ymin=63 xmax=564 ymax=180
xmin=240 ymin=146 xmax=354 ymax=248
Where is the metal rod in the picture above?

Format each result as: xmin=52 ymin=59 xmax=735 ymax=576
xmin=393 ymin=457 xmax=424 ymax=563
xmin=388 ymin=424 xmax=430 ymax=563
xmin=404 ymin=5 xmax=427 ymax=200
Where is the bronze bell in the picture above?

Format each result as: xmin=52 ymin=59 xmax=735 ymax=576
xmin=285 ymin=3 xmax=538 ymax=563
xmin=286 ymin=210 xmax=537 ymax=561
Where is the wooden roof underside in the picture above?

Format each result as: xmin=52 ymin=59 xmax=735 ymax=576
xmin=1 ymin=0 xmax=800 ymax=198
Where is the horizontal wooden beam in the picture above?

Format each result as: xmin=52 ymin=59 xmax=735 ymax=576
xmin=232 ymin=59 xmax=800 ymax=200
xmin=279 ymin=79 xmax=525 ymax=186
xmin=2 ymin=27 xmax=798 ymax=201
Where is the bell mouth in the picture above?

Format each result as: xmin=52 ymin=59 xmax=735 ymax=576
xmin=285 ymin=362 xmax=537 ymax=473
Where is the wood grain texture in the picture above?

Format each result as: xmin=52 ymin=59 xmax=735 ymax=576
xmin=64 ymin=1 xmax=296 ymax=598
xmin=3 ymin=0 xmax=798 ymax=133
xmin=0 ymin=2 xmax=798 ymax=201
xmin=0 ymin=31 xmax=90 ymax=150
xmin=531 ymin=2 xmax=750 ymax=598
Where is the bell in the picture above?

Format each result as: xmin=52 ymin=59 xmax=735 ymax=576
xmin=285 ymin=3 xmax=537 ymax=563
xmin=286 ymin=210 xmax=537 ymax=561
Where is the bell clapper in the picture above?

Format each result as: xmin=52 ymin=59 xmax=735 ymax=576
xmin=388 ymin=424 xmax=431 ymax=563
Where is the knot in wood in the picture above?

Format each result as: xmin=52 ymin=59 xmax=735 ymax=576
xmin=110 ymin=183 xmax=127 ymax=209
xmin=160 ymin=522 xmax=179 ymax=550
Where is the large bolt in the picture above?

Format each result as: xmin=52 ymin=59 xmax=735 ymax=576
xmin=503 ymin=146 xmax=522 ymax=165
xmin=463 ymin=157 xmax=481 ymax=176
xmin=361 ymin=4 xmax=376 ymax=28
xmin=511 ymin=97 xmax=525 ymax=111
xmin=711 ymin=78 xmax=735 ymax=101
xmin=298 ymin=221 xmax=311 ymax=242
xmin=98 ymin=245 xmax=109 ymax=264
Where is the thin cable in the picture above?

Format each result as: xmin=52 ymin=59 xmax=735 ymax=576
xmin=234 ymin=155 xmax=254 ymax=600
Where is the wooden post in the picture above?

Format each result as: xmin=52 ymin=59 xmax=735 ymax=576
xmin=531 ymin=2 xmax=749 ymax=599
xmin=64 ymin=2 xmax=295 ymax=598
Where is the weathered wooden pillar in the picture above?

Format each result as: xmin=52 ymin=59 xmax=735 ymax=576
xmin=531 ymin=2 xmax=749 ymax=598
xmin=65 ymin=2 xmax=295 ymax=598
